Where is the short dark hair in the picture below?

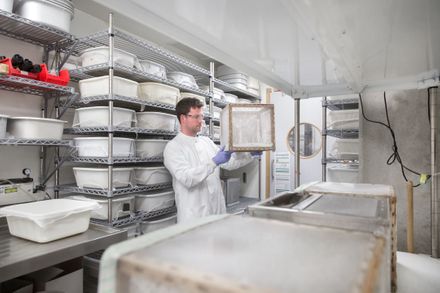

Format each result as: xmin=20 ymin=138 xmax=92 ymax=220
xmin=176 ymin=97 xmax=204 ymax=123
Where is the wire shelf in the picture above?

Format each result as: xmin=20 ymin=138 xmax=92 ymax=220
xmin=73 ymin=94 xmax=176 ymax=112
xmin=64 ymin=127 xmax=178 ymax=137
xmin=0 ymin=138 xmax=72 ymax=146
xmin=213 ymin=78 xmax=261 ymax=100
xmin=0 ymin=75 xmax=75 ymax=96
xmin=68 ymin=156 xmax=163 ymax=164
xmin=324 ymin=98 xmax=359 ymax=110
xmin=325 ymin=129 xmax=359 ymax=139
xmin=69 ymin=63 xmax=210 ymax=97
xmin=59 ymin=29 xmax=209 ymax=76
xmin=57 ymin=183 xmax=172 ymax=196
xmin=0 ymin=10 xmax=76 ymax=47
xmin=91 ymin=206 xmax=177 ymax=228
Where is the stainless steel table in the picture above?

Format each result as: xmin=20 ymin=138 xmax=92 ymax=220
xmin=0 ymin=217 xmax=127 ymax=282
xmin=226 ymin=197 xmax=259 ymax=215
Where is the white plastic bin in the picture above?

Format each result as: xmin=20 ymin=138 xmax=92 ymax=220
xmin=168 ymin=72 xmax=198 ymax=89
xmin=13 ymin=0 xmax=74 ymax=32
xmin=7 ymin=117 xmax=66 ymax=140
xmin=212 ymin=106 xmax=222 ymax=119
xmin=135 ymin=190 xmax=175 ymax=213
xmin=327 ymin=165 xmax=359 ymax=183
xmin=139 ymin=60 xmax=167 ymax=79
xmin=138 ymin=82 xmax=180 ymax=106
xmin=329 ymin=139 xmax=359 ymax=160
xmin=0 ymin=0 xmax=13 ymax=12
xmin=74 ymin=106 xmax=135 ymax=127
xmin=0 ymin=199 xmax=99 ymax=243
xmin=135 ymin=139 xmax=168 ymax=158
xmin=68 ymin=195 xmax=134 ymax=220
xmin=141 ymin=214 xmax=177 ymax=234
xmin=200 ymin=86 xmax=226 ymax=101
xmin=134 ymin=167 xmax=172 ymax=186
xmin=79 ymin=76 xmax=138 ymax=98
xmin=224 ymin=93 xmax=238 ymax=103
xmin=73 ymin=167 xmax=133 ymax=189
xmin=80 ymin=46 xmax=138 ymax=68
xmin=136 ymin=112 xmax=176 ymax=131
xmin=74 ymin=137 xmax=134 ymax=157
xmin=328 ymin=109 xmax=359 ymax=129
xmin=0 ymin=114 xmax=9 ymax=138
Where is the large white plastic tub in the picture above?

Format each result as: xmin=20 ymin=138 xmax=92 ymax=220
xmin=135 ymin=139 xmax=168 ymax=158
xmin=200 ymin=86 xmax=226 ymax=101
xmin=0 ymin=0 xmax=13 ymax=12
xmin=139 ymin=60 xmax=167 ymax=79
xmin=329 ymin=138 xmax=359 ymax=159
xmin=80 ymin=46 xmax=138 ymax=68
xmin=0 ymin=199 xmax=99 ymax=243
xmin=141 ymin=214 xmax=177 ymax=234
xmin=79 ymin=76 xmax=139 ymax=98
xmin=168 ymin=72 xmax=198 ymax=89
xmin=74 ymin=106 xmax=135 ymax=128
xmin=0 ymin=114 xmax=9 ymax=138
xmin=135 ymin=190 xmax=175 ymax=213
xmin=224 ymin=93 xmax=238 ymax=103
xmin=134 ymin=167 xmax=172 ymax=186
xmin=7 ymin=117 xmax=66 ymax=140
xmin=136 ymin=112 xmax=176 ymax=131
xmin=328 ymin=109 xmax=359 ymax=129
xmin=74 ymin=137 xmax=134 ymax=157
xmin=138 ymin=82 xmax=180 ymax=106
xmin=69 ymin=195 xmax=134 ymax=220
xmin=73 ymin=167 xmax=133 ymax=189
xmin=14 ymin=0 xmax=74 ymax=32
xmin=327 ymin=165 xmax=359 ymax=183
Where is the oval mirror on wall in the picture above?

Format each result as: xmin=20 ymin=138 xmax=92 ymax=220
xmin=287 ymin=123 xmax=322 ymax=158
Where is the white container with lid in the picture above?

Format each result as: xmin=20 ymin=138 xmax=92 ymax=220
xmin=74 ymin=137 xmax=135 ymax=157
xmin=75 ymin=106 xmax=135 ymax=128
xmin=138 ymin=82 xmax=180 ymax=106
xmin=0 ymin=114 xmax=9 ymax=139
xmin=135 ymin=139 xmax=168 ymax=158
xmin=168 ymin=72 xmax=198 ymax=89
xmin=80 ymin=46 xmax=138 ymax=68
xmin=7 ymin=117 xmax=66 ymax=140
xmin=139 ymin=60 xmax=167 ymax=79
xmin=134 ymin=167 xmax=172 ymax=186
xmin=0 ymin=199 xmax=99 ymax=243
xmin=0 ymin=0 xmax=13 ymax=12
xmin=140 ymin=214 xmax=177 ymax=234
xmin=135 ymin=190 xmax=175 ymax=213
xmin=79 ymin=76 xmax=139 ymax=98
xmin=73 ymin=167 xmax=133 ymax=189
xmin=136 ymin=112 xmax=176 ymax=131
xmin=69 ymin=195 xmax=134 ymax=220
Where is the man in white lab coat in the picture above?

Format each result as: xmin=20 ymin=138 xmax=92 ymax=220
xmin=164 ymin=97 xmax=255 ymax=223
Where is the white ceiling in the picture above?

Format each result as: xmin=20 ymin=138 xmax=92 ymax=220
xmin=73 ymin=0 xmax=440 ymax=96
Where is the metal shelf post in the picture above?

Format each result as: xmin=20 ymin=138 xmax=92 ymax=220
xmin=322 ymin=96 xmax=327 ymax=181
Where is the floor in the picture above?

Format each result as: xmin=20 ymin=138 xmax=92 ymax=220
xmin=397 ymin=251 xmax=440 ymax=293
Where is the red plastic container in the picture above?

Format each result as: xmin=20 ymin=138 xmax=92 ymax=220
xmin=0 ymin=58 xmax=70 ymax=86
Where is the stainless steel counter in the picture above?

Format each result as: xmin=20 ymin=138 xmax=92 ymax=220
xmin=0 ymin=217 xmax=127 ymax=283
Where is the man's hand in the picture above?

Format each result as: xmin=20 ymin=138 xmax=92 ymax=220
xmin=212 ymin=146 xmax=232 ymax=165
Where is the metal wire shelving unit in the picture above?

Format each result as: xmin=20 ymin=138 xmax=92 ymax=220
xmin=0 ymin=138 xmax=71 ymax=146
xmin=67 ymin=156 xmax=163 ymax=164
xmin=57 ymin=182 xmax=172 ymax=196
xmin=64 ymin=127 xmax=178 ymax=137
xmin=0 ymin=75 xmax=75 ymax=97
xmin=321 ymin=97 xmax=360 ymax=182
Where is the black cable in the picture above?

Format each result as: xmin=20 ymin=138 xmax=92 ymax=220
xmin=359 ymin=92 xmax=429 ymax=187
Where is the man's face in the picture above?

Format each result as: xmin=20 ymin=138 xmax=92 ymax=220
xmin=180 ymin=106 xmax=204 ymax=136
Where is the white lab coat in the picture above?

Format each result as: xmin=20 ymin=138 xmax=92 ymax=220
xmin=163 ymin=132 xmax=252 ymax=223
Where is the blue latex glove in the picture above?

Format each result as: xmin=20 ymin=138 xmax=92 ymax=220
xmin=212 ymin=146 xmax=232 ymax=165
xmin=250 ymin=151 xmax=263 ymax=157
